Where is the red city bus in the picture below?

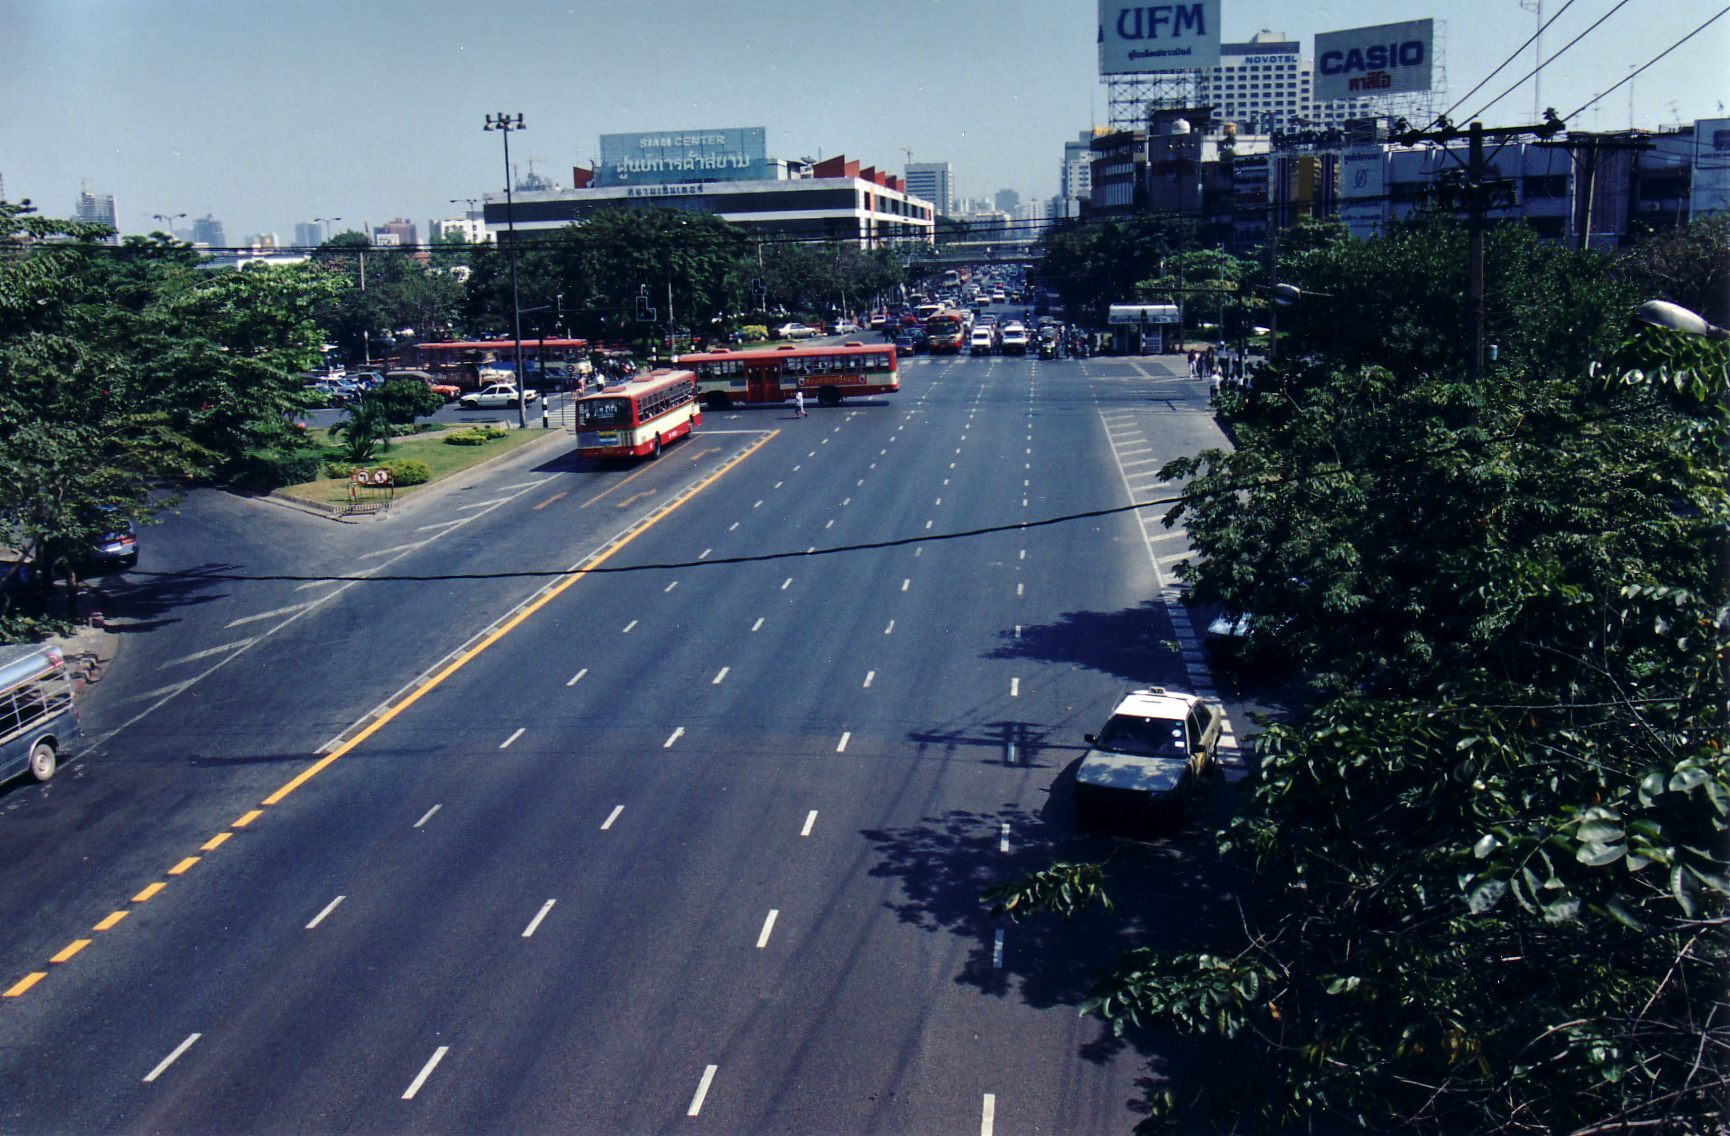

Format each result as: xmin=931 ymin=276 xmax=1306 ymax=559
xmin=573 ymin=369 xmax=701 ymax=460
xmin=678 ymin=343 xmax=899 ymax=410
xmin=924 ymin=312 xmax=968 ymax=353
xmin=409 ymin=338 xmax=591 ymax=390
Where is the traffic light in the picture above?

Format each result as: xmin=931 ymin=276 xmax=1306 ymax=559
xmin=635 ymin=286 xmax=657 ymax=323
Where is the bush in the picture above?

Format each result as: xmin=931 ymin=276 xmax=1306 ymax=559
xmin=380 ymin=459 xmax=430 ymax=486
xmin=443 ymin=426 xmax=506 ymax=446
xmin=226 ymin=445 xmax=325 ymax=490
xmin=739 ymin=324 xmax=769 ymax=342
xmin=324 ymin=460 xmax=360 ymax=480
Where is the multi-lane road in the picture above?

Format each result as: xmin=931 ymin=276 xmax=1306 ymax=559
xmin=0 ymin=343 xmax=1247 ymax=1134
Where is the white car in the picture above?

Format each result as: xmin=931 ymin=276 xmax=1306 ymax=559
xmin=773 ymin=322 xmax=819 ymax=340
xmin=460 ymin=382 xmax=538 ymax=409
xmin=970 ymin=328 xmax=996 ymax=355
xmin=1073 ymin=686 xmax=1224 ymax=830
xmin=998 ymin=327 xmax=1030 ymax=355
xmin=831 ymin=319 xmax=860 ymax=335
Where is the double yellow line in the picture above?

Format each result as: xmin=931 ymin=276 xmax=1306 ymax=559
xmin=3 ymin=430 xmax=778 ymax=1000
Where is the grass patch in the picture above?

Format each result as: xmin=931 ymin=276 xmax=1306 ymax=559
xmin=275 ymin=428 xmax=553 ymax=507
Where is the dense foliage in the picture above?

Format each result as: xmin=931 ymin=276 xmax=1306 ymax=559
xmin=993 ymin=213 xmax=1728 ymax=1133
xmin=0 ymin=203 xmax=335 ymax=636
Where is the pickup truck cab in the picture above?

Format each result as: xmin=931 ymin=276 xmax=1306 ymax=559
xmin=460 ymin=383 xmax=538 ymax=410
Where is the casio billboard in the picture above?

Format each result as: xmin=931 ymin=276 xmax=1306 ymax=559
xmin=1314 ymin=19 xmax=1434 ymax=101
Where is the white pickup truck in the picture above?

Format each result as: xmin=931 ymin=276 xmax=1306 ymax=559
xmin=459 ymin=383 xmax=539 ymax=409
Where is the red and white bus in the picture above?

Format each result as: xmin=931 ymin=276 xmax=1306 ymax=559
xmin=924 ymin=311 xmax=968 ymax=353
xmin=678 ymin=344 xmax=899 ymax=411
xmin=573 ymin=369 xmax=701 ymax=459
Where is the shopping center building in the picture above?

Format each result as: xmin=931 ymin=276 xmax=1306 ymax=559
xmin=482 ymin=128 xmax=935 ymax=248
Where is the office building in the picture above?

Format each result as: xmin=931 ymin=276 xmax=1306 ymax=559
xmin=431 ymin=214 xmax=490 ymax=244
xmin=1059 ymin=130 xmax=1100 ymax=217
xmin=994 ymin=188 xmax=1020 ymax=213
xmin=903 ymin=162 xmax=954 ymax=217
xmin=76 ymin=190 xmax=120 ymax=243
xmin=191 ymin=214 xmax=226 ymax=248
xmin=374 ymin=218 xmax=418 ymax=247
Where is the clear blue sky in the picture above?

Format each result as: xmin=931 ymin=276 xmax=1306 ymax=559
xmin=2 ymin=0 xmax=1725 ymax=242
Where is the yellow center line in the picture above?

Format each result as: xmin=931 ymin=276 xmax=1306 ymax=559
xmin=201 ymin=832 xmax=233 ymax=852
xmin=4 ymin=972 xmax=46 ymax=997
xmin=531 ymin=490 xmax=569 ymax=511
xmin=132 ymin=882 xmax=166 ymax=903
xmin=260 ymin=429 xmax=778 ymax=810
xmin=614 ymin=489 xmax=657 ymax=510
xmin=93 ymin=911 xmax=128 ymax=931
xmin=232 ymin=810 xmax=263 ymax=828
xmin=49 ymin=940 xmax=90 ymax=964
xmin=167 ymin=857 xmax=200 ymax=876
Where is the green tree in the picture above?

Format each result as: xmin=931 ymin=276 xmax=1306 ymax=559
xmin=988 ymin=216 xmax=1728 ymax=1133
xmin=1037 ymin=213 xmax=1197 ymax=322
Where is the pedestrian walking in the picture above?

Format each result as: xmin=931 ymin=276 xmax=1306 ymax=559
xmin=1187 ymin=349 xmax=1198 ymax=377
xmin=794 ymin=389 xmax=807 ymax=418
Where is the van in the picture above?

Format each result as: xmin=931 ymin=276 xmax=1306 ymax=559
xmin=0 ymin=643 xmax=80 ymax=785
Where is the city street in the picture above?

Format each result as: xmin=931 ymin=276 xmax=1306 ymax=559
xmin=0 ymin=347 xmax=1246 ymax=1135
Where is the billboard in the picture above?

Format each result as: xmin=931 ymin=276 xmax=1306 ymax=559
xmin=1314 ymin=19 xmax=1434 ymax=101
xmin=1691 ymin=118 xmax=1730 ymax=218
xmin=1099 ymin=1 xmax=1221 ymax=74
xmin=595 ymin=127 xmax=767 ymax=187
xmin=1338 ymin=145 xmax=1389 ymax=238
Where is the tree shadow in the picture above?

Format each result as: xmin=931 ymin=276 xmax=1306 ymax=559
xmin=859 ymin=776 xmax=1253 ymax=1062
xmin=88 ymin=563 xmax=234 ymax=632
xmin=987 ymin=600 xmax=1191 ymax=685
xmin=903 ymin=720 xmax=1069 ymax=769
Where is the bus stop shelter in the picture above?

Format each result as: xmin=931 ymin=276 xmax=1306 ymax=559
xmin=1107 ymin=304 xmax=1180 ymax=355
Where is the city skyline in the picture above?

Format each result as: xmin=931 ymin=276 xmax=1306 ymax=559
xmin=2 ymin=0 xmax=1725 ymax=242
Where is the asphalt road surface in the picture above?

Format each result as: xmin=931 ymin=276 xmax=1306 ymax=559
xmin=0 ymin=347 xmax=1251 ymax=1135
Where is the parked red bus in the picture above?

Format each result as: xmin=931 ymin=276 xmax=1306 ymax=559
xmin=924 ymin=312 xmax=968 ymax=353
xmin=573 ymin=369 xmax=700 ymax=459
xmin=409 ymin=338 xmax=591 ymax=390
xmin=678 ymin=344 xmax=899 ymax=410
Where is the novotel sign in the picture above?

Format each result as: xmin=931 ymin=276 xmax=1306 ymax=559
xmin=1099 ymin=0 xmax=1221 ymax=74
xmin=1314 ymin=19 xmax=1434 ymax=101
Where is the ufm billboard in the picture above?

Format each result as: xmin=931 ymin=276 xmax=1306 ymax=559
xmin=595 ymin=127 xmax=767 ymax=187
xmin=1099 ymin=1 xmax=1221 ymax=74
xmin=1314 ymin=19 xmax=1434 ymax=101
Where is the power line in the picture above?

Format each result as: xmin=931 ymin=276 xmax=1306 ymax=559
xmin=1465 ymin=0 xmax=1635 ymax=123
xmin=1561 ymin=4 xmax=1730 ymax=123
xmin=1437 ymin=0 xmax=1583 ymax=125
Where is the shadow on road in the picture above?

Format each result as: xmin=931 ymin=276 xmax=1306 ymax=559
xmin=79 ymin=562 xmax=236 ymax=633
xmin=987 ymin=600 xmax=1191 ymax=686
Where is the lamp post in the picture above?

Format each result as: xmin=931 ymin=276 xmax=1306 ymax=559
xmin=151 ymin=212 xmax=186 ymax=238
xmin=313 ymin=216 xmax=343 ymax=244
xmin=485 ymin=112 xmax=529 ymax=429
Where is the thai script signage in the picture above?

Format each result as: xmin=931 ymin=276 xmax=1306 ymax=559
xmin=1099 ymin=1 xmax=1221 ymax=74
xmin=596 ymin=127 xmax=767 ymax=187
xmin=1315 ymin=19 xmax=1434 ymax=101
xmin=1690 ymin=117 xmax=1730 ymax=218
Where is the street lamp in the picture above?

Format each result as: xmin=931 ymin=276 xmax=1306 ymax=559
xmin=151 ymin=212 xmax=186 ymax=237
xmin=485 ymin=111 xmax=529 ymax=429
xmin=314 ymin=216 xmax=343 ymax=243
xmin=1637 ymin=300 xmax=1730 ymax=340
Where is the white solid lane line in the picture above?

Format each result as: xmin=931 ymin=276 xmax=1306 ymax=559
xmin=664 ymin=727 xmax=684 ymax=748
xmin=863 ymin=671 xmax=875 ymax=688
xmin=756 ymin=909 xmax=779 ymax=949
xmin=413 ymin=804 xmax=441 ymax=828
xmin=801 ymin=810 xmax=818 ymax=836
xmin=601 ymin=805 xmax=624 ymax=830
xmin=712 ymin=666 xmax=729 ymax=685
xmin=500 ymin=728 xmax=525 ymax=749
xmin=162 ymin=638 xmax=259 ymax=667
xmin=143 ymin=1033 xmax=202 ymax=1083
xmin=837 ymin=731 xmax=851 ymax=753
xmin=566 ymin=668 xmax=589 ymax=686
xmin=402 ymin=1046 xmax=449 ymax=1100
xmin=687 ymin=1065 xmax=719 ymax=1117
xmin=306 ymin=896 xmax=346 ymax=929
xmin=521 ymin=899 xmax=556 ymax=938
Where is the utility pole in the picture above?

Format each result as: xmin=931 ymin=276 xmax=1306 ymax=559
xmin=1393 ymin=112 xmax=1566 ymax=381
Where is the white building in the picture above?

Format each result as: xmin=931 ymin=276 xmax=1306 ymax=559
xmin=432 ymin=214 xmax=491 ymax=244
xmin=904 ymin=162 xmax=954 ymax=217
xmin=1200 ymin=30 xmax=1376 ymax=134
xmin=1059 ymin=130 xmax=1097 ymax=218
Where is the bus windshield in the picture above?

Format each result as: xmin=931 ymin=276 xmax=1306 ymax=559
xmin=577 ymin=398 xmax=632 ymax=428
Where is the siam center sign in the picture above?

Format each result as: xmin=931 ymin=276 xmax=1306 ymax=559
xmin=595 ymin=127 xmax=768 ymax=187
xmin=1098 ymin=0 xmax=1221 ymax=74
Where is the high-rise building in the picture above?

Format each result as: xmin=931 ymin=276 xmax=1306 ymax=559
xmin=431 ymin=214 xmax=490 ymax=244
xmin=1059 ymin=130 xmax=1098 ymax=217
xmin=374 ymin=218 xmax=418 ymax=247
xmin=1198 ymin=30 xmax=1376 ymax=134
xmin=294 ymin=221 xmax=334 ymax=247
xmin=904 ymin=162 xmax=954 ymax=217
xmin=191 ymin=214 xmax=226 ymax=247
xmin=994 ymin=188 xmax=1020 ymax=213
xmin=76 ymin=190 xmax=119 ymax=243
